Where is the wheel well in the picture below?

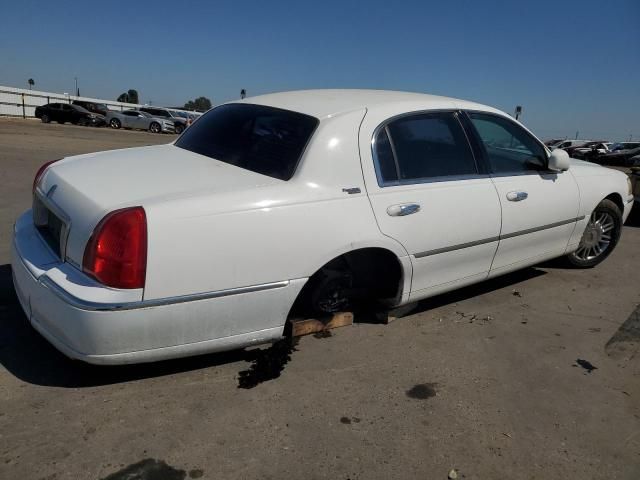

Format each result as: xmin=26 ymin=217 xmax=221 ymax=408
xmin=604 ymin=193 xmax=624 ymax=213
xmin=288 ymin=248 xmax=404 ymax=318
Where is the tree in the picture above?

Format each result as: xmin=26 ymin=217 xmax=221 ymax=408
xmin=117 ymin=89 xmax=139 ymax=104
xmin=28 ymin=78 xmax=34 ymax=90
xmin=183 ymin=96 xmax=212 ymax=112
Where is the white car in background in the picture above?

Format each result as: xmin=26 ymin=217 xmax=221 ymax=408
xmin=549 ymin=139 xmax=589 ymax=150
xmin=12 ymin=90 xmax=634 ymax=364
xmin=105 ymin=110 xmax=175 ymax=134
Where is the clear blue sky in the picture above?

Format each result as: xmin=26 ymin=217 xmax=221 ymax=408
xmin=1 ymin=0 xmax=638 ymax=140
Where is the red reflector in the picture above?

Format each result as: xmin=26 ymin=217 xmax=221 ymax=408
xmin=83 ymin=207 xmax=147 ymax=289
xmin=33 ymin=159 xmax=61 ymax=193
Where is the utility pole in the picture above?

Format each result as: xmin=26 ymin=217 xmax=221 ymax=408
xmin=575 ymin=131 xmax=579 ymax=140
xmin=514 ymin=105 xmax=522 ymax=120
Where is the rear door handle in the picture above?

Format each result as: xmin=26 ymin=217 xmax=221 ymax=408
xmin=506 ymin=191 xmax=528 ymax=202
xmin=387 ymin=203 xmax=421 ymax=216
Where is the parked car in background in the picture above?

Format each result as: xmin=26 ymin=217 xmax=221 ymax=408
xmin=550 ymin=139 xmax=589 ymax=150
xmin=591 ymin=146 xmax=640 ymax=167
xmin=609 ymin=142 xmax=640 ymax=153
xmin=545 ymin=138 xmax=566 ymax=147
xmin=139 ymin=107 xmax=187 ymax=134
xmin=72 ymin=100 xmax=109 ymax=116
xmin=105 ymin=110 xmax=175 ymax=134
xmin=171 ymin=110 xmax=203 ymax=127
xmin=35 ymin=103 xmax=106 ymax=126
xmin=13 ymin=90 xmax=634 ymax=364
xmin=630 ymin=166 xmax=640 ymax=203
xmin=568 ymin=141 xmax=610 ymax=159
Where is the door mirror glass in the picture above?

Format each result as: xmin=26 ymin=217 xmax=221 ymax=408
xmin=548 ymin=148 xmax=570 ymax=171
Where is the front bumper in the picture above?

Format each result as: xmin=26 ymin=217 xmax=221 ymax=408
xmin=160 ymin=123 xmax=175 ymax=133
xmin=11 ymin=211 xmax=302 ymax=364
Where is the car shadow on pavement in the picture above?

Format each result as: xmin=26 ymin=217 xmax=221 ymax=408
xmin=357 ymin=267 xmax=547 ymax=323
xmin=0 ymin=263 xmax=546 ymax=388
xmin=0 ymin=263 xmax=255 ymax=388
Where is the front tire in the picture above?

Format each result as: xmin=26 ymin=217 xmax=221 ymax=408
xmin=109 ymin=118 xmax=121 ymax=129
xmin=174 ymin=124 xmax=184 ymax=134
xmin=41 ymin=114 xmax=50 ymax=123
xmin=149 ymin=122 xmax=161 ymax=133
xmin=566 ymin=199 xmax=622 ymax=268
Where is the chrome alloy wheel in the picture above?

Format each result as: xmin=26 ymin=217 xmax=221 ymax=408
xmin=574 ymin=211 xmax=615 ymax=261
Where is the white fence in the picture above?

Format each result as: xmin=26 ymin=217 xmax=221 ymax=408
xmin=0 ymin=85 xmax=193 ymax=118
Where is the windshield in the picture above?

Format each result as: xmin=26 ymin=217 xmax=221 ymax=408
xmin=175 ymin=103 xmax=319 ymax=181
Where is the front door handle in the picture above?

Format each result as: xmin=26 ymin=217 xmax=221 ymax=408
xmin=387 ymin=203 xmax=421 ymax=216
xmin=506 ymin=191 xmax=528 ymax=202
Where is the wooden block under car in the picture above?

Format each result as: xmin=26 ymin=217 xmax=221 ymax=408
xmin=290 ymin=312 xmax=354 ymax=337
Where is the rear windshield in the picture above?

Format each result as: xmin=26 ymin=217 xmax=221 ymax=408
xmin=175 ymin=103 xmax=319 ymax=181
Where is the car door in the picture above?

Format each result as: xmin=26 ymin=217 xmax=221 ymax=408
xmin=360 ymin=110 xmax=502 ymax=300
xmin=47 ymin=103 xmax=61 ymax=121
xmin=121 ymin=111 xmax=136 ymax=128
xmin=464 ymin=112 xmax=580 ymax=276
xmin=132 ymin=112 xmax=149 ymax=129
xmin=61 ymin=104 xmax=73 ymax=123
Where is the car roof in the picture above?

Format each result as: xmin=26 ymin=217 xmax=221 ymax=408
xmin=234 ymin=89 xmax=503 ymax=119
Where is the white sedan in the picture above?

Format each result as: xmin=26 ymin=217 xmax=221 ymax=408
xmin=12 ymin=90 xmax=634 ymax=364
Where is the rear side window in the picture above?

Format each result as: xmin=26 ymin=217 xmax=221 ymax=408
xmin=175 ymin=103 xmax=319 ymax=181
xmin=374 ymin=112 xmax=477 ymax=185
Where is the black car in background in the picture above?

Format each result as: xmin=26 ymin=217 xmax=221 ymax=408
xmin=72 ymin=100 xmax=109 ymax=116
xmin=139 ymin=107 xmax=187 ymax=134
xmin=591 ymin=146 xmax=640 ymax=167
xmin=34 ymin=103 xmax=106 ymax=126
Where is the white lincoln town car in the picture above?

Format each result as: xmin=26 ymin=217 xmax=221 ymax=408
xmin=12 ymin=90 xmax=634 ymax=364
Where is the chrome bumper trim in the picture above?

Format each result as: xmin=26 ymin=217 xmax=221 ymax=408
xmin=37 ymin=274 xmax=289 ymax=312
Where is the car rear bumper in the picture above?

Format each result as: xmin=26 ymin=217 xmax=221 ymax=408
xmin=11 ymin=211 xmax=303 ymax=365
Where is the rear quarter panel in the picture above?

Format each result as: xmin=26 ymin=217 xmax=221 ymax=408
xmin=142 ymin=108 xmax=410 ymax=301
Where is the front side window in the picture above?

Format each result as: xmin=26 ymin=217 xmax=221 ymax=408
xmin=373 ymin=112 xmax=477 ymax=185
xmin=175 ymin=103 xmax=319 ymax=181
xmin=468 ymin=112 xmax=547 ymax=174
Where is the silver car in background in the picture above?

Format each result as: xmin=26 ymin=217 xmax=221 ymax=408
xmin=105 ymin=110 xmax=176 ymax=134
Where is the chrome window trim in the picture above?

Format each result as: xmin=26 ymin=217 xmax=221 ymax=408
xmin=371 ymin=109 xmax=480 ymax=188
xmin=413 ymin=216 xmax=585 ymax=258
xmin=39 ymin=276 xmax=291 ymax=312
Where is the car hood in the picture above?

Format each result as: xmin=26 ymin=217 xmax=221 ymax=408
xmin=39 ymin=144 xmax=281 ymax=265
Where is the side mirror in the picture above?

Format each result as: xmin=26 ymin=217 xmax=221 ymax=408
xmin=548 ymin=148 xmax=570 ymax=171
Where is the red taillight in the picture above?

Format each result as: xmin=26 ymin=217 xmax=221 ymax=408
xmin=83 ymin=207 xmax=147 ymax=289
xmin=33 ymin=159 xmax=61 ymax=193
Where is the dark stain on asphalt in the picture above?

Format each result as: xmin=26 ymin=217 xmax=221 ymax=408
xmin=100 ymin=459 xmax=186 ymax=480
xmin=238 ymin=337 xmax=298 ymax=389
xmin=313 ymin=330 xmax=333 ymax=339
xmin=575 ymin=359 xmax=598 ymax=373
xmin=406 ymin=383 xmax=437 ymax=399
xmin=189 ymin=469 xmax=204 ymax=479
xmin=340 ymin=416 xmax=361 ymax=424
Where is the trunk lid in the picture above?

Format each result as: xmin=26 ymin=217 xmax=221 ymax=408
xmin=37 ymin=144 xmax=281 ymax=266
